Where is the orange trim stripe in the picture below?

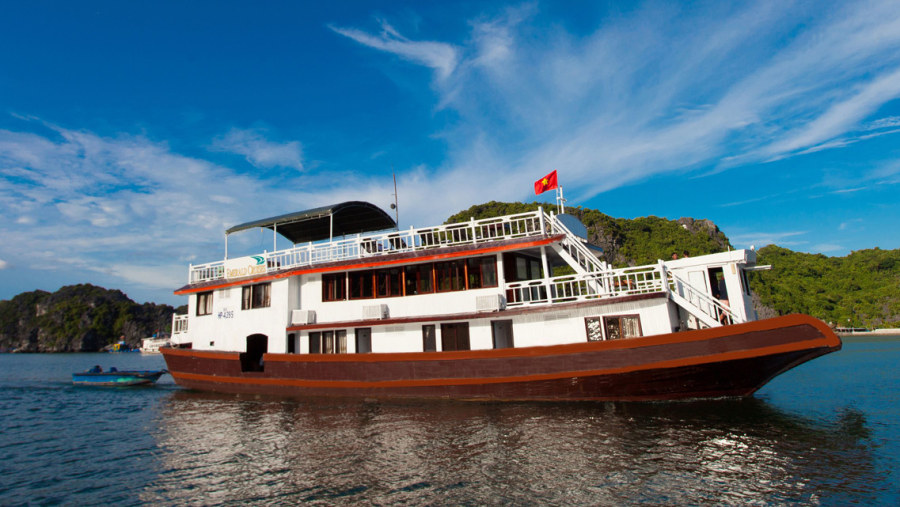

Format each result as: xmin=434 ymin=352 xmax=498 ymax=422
xmin=174 ymin=235 xmax=563 ymax=295
xmin=161 ymin=314 xmax=840 ymax=364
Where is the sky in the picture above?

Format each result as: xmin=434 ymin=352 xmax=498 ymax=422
xmin=2 ymin=0 xmax=900 ymax=306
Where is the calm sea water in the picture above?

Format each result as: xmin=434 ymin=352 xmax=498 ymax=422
xmin=1 ymin=337 xmax=899 ymax=505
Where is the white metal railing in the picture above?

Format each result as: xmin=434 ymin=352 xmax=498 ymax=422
xmin=172 ymin=314 xmax=189 ymax=334
xmin=667 ymin=271 xmax=742 ymax=326
xmin=547 ymin=213 xmax=608 ymax=273
xmin=505 ymin=265 xmax=664 ymax=307
xmin=189 ymin=210 xmax=545 ymax=284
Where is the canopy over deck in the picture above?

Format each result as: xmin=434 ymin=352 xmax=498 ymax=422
xmin=226 ymin=201 xmax=396 ymax=244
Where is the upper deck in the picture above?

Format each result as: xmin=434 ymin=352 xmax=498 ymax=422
xmin=185 ymin=209 xmax=550 ymax=287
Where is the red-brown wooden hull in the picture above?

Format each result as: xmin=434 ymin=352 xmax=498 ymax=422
xmin=161 ymin=314 xmax=841 ymax=401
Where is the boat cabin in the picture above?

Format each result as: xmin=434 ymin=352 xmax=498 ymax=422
xmin=170 ymin=202 xmax=761 ymax=362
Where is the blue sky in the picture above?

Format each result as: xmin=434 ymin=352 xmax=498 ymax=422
xmin=2 ymin=0 xmax=900 ymax=305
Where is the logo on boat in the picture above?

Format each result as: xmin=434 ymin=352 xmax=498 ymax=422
xmin=224 ymin=255 xmax=268 ymax=279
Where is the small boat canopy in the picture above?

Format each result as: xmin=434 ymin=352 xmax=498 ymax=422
xmin=226 ymin=201 xmax=397 ymax=244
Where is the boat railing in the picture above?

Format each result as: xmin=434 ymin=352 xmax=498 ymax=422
xmin=546 ymin=212 xmax=609 ymax=273
xmin=666 ymin=271 xmax=741 ymax=326
xmin=505 ymin=265 xmax=664 ymax=307
xmin=172 ymin=314 xmax=189 ymax=335
xmin=189 ymin=210 xmax=545 ymax=284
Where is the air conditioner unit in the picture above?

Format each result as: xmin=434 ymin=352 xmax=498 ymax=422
xmin=476 ymin=294 xmax=506 ymax=312
xmin=291 ymin=309 xmax=316 ymax=325
xmin=363 ymin=304 xmax=389 ymax=320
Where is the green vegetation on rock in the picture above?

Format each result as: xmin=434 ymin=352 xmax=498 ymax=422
xmin=0 ymin=284 xmax=179 ymax=352
xmin=751 ymin=245 xmax=900 ymax=329
xmin=447 ymin=201 xmax=731 ymax=267
xmin=447 ymin=201 xmax=899 ymax=328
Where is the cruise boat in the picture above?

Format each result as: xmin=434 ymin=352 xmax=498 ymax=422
xmin=161 ymin=201 xmax=841 ymax=401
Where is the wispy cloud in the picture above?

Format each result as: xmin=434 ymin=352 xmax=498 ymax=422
xmin=813 ymin=243 xmax=844 ymax=253
xmin=0 ymin=258 xmax=8 ymax=270
xmin=0 ymin=122 xmax=317 ymax=297
xmin=330 ymin=19 xmax=459 ymax=80
xmin=334 ymin=0 xmax=900 ymax=202
xmin=210 ymin=128 xmax=304 ymax=171
xmin=728 ymin=230 xmax=808 ymax=249
xmin=839 ymin=219 xmax=864 ymax=231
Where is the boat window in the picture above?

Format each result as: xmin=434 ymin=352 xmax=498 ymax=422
xmin=467 ymin=256 xmax=498 ymax=289
xmin=308 ymin=330 xmax=347 ymax=354
xmin=422 ymin=325 xmax=436 ymax=351
xmin=740 ymin=268 xmax=751 ymax=296
xmin=584 ymin=317 xmax=603 ymax=341
xmin=196 ymin=291 xmax=213 ymax=316
xmin=375 ymin=268 xmax=402 ymax=298
xmin=436 ymin=260 xmax=466 ymax=292
xmin=491 ymin=320 xmax=514 ymax=349
xmin=405 ymin=264 xmax=434 ymax=295
xmin=242 ymin=283 xmax=271 ymax=310
xmin=355 ymin=328 xmax=372 ymax=353
xmin=349 ymin=271 xmax=374 ymax=299
xmin=503 ymin=253 xmax=543 ymax=282
xmin=603 ymin=315 xmax=642 ymax=340
xmin=322 ymin=273 xmax=346 ymax=302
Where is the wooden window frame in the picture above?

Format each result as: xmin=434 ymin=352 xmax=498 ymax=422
xmin=348 ymin=270 xmax=375 ymax=300
xmin=308 ymin=329 xmax=348 ymax=354
xmin=322 ymin=273 xmax=347 ymax=302
xmin=602 ymin=314 xmax=643 ymax=340
xmin=404 ymin=263 xmax=435 ymax=296
xmin=196 ymin=291 xmax=213 ymax=316
xmin=241 ymin=283 xmax=271 ymax=310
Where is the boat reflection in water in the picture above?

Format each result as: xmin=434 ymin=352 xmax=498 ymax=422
xmin=144 ymin=391 xmax=883 ymax=505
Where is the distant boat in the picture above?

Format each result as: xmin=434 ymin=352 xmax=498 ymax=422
xmin=140 ymin=336 xmax=170 ymax=354
xmin=72 ymin=367 xmax=168 ymax=386
xmin=107 ymin=341 xmax=138 ymax=353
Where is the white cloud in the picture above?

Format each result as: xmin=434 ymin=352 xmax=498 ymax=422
xmin=333 ymin=0 xmax=900 ymax=203
xmin=728 ymin=230 xmax=808 ymax=250
xmin=210 ymin=128 xmax=304 ymax=170
xmin=0 ymin=123 xmax=319 ymax=298
xmin=0 ymin=259 xmax=8 ymax=270
xmin=331 ymin=19 xmax=459 ymax=80
xmin=839 ymin=219 xmax=864 ymax=231
xmin=813 ymin=243 xmax=844 ymax=253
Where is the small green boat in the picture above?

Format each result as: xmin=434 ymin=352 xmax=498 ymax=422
xmin=72 ymin=366 xmax=168 ymax=386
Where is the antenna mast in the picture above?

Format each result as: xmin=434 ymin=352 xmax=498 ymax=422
xmin=391 ymin=169 xmax=400 ymax=229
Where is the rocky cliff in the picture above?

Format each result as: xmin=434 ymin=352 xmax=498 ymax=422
xmin=0 ymin=284 xmax=180 ymax=352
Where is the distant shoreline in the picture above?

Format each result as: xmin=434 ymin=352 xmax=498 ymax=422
xmin=835 ymin=328 xmax=900 ymax=337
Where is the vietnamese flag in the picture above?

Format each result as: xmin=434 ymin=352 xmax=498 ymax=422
xmin=534 ymin=170 xmax=558 ymax=195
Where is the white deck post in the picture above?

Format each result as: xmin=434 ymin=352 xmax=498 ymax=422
xmin=538 ymin=207 xmax=545 ymax=234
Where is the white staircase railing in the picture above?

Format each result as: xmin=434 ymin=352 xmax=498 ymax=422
xmin=546 ymin=212 xmax=609 ymax=274
xmin=665 ymin=269 xmax=742 ymax=328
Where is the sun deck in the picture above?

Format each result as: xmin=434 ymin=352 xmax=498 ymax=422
xmin=188 ymin=210 xmax=550 ymax=284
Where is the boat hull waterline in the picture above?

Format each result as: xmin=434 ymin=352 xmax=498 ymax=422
xmin=161 ymin=314 xmax=840 ymax=401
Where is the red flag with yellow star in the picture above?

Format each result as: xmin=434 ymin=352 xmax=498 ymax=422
xmin=534 ymin=170 xmax=558 ymax=195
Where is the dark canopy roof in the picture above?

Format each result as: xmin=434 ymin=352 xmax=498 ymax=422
xmin=226 ymin=201 xmax=397 ymax=244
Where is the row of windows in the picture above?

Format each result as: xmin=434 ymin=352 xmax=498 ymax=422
xmin=322 ymin=256 xmax=499 ymax=302
xmin=195 ymin=282 xmax=271 ymax=316
xmin=302 ymin=314 xmax=641 ymax=354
